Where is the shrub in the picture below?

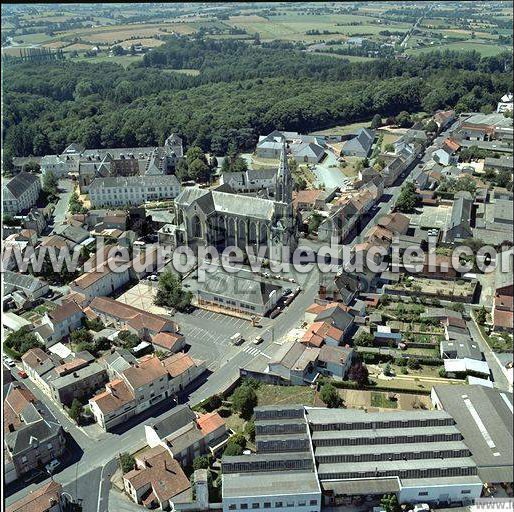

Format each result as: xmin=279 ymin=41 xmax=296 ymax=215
xmin=119 ymin=453 xmax=135 ymax=473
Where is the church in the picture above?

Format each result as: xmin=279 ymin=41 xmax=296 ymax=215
xmin=166 ymin=142 xmax=299 ymax=262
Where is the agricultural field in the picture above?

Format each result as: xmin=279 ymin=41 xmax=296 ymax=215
xmin=406 ymin=40 xmax=510 ymax=57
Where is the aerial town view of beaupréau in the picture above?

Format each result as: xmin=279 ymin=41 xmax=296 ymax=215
xmin=1 ymin=2 xmax=513 ymax=512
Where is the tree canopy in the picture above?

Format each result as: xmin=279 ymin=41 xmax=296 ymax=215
xmin=154 ymin=271 xmax=193 ymax=311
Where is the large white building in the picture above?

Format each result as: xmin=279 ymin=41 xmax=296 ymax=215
xmin=221 ymin=402 xmax=498 ymax=511
xmin=88 ymin=174 xmax=181 ymax=207
xmin=41 ymin=155 xmax=68 ymax=179
xmin=2 ymin=171 xmax=41 ymax=215
xmin=497 ymin=92 xmax=513 ymax=113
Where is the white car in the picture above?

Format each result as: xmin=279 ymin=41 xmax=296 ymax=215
xmin=253 ymin=336 xmax=264 ymax=345
xmin=4 ymin=358 xmax=15 ymax=367
xmin=45 ymin=460 xmax=60 ymax=474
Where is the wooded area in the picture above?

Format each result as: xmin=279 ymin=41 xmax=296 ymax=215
xmin=3 ymin=39 xmax=512 ymax=170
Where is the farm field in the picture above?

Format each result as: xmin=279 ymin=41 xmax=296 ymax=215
xmin=227 ymin=13 xmax=411 ymax=42
xmin=310 ymin=120 xmax=372 ymax=136
xmin=71 ymin=54 xmax=145 ymax=67
xmin=406 ymin=40 xmax=510 ymax=57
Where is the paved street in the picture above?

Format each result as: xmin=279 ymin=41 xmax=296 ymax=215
xmin=50 ymin=179 xmax=74 ymax=233
xmin=467 ymin=319 xmax=511 ymax=391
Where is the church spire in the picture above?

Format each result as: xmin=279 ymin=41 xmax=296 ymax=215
xmin=276 ymin=137 xmax=292 ymax=203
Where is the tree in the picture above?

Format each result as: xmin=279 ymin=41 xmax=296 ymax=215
xmin=395 ymin=182 xmax=417 ymax=212
xmin=384 ymin=143 xmax=395 ymax=153
xmin=111 ymin=45 xmax=125 ymax=56
xmin=348 ymin=363 xmax=369 ymax=386
xmin=206 ymin=394 xmax=222 ymax=411
xmin=230 ymin=432 xmax=247 ymax=449
xmin=424 ymin=119 xmax=438 ymax=133
xmin=223 ymin=441 xmax=244 ymax=456
xmin=69 ymin=399 xmax=83 ymax=423
xmin=320 ymin=383 xmax=342 ymax=408
xmin=384 ymin=363 xmax=393 ymax=376
xmin=176 ymin=159 xmax=190 ymax=181
xmin=186 ymin=146 xmax=207 ymax=166
xmin=69 ymin=191 xmax=88 ymax=214
xmin=381 ymin=494 xmax=401 ymax=512
xmin=117 ymin=330 xmax=141 ymax=349
xmin=231 ymin=384 xmax=258 ymax=419
xmin=355 ymin=331 xmax=374 ymax=347
xmin=475 ymin=306 xmax=487 ymax=325
xmin=119 ymin=452 xmax=135 ymax=473
xmin=395 ymin=110 xmax=413 ymax=128
xmin=188 ymin=158 xmax=209 ymax=181
xmin=193 ymin=455 xmax=210 ymax=470
xmin=245 ymin=420 xmax=256 ymax=442
xmin=42 ymin=170 xmax=59 ymax=197
xmin=5 ymin=326 xmax=43 ymax=355
xmin=71 ymin=329 xmax=94 ymax=346
xmin=370 ymin=114 xmax=382 ymax=129
xmin=155 ymin=271 xmax=193 ymax=312
xmin=308 ymin=212 xmax=324 ymax=234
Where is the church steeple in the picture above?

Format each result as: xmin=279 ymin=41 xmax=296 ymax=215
xmin=275 ymin=138 xmax=293 ymax=204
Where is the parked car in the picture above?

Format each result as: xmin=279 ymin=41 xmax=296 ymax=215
xmin=253 ymin=336 xmax=264 ymax=345
xmin=230 ymin=333 xmax=243 ymax=346
xmin=5 ymin=358 xmax=15 ymax=368
xmin=17 ymin=370 xmax=28 ymax=379
xmin=45 ymin=460 xmax=60 ymax=474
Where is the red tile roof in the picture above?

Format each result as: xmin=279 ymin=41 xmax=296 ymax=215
xmin=6 ymin=481 xmax=63 ymax=512
xmin=122 ymin=355 xmax=168 ymax=389
xmin=89 ymin=378 xmax=134 ymax=414
xmin=197 ymin=411 xmax=225 ymax=436
xmin=152 ymin=332 xmax=184 ymax=352
xmin=494 ymin=309 xmax=514 ymax=330
xmin=161 ymin=352 xmax=197 ymax=378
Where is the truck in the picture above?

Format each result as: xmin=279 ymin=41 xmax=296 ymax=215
xmin=230 ymin=333 xmax=243 ymax=346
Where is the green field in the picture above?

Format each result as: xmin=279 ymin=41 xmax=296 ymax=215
xmin=406 ymin=40 xmax=511 ymax=57
xmin=71 ymin=54 xmax=144 ymax=67
xmin=228 ymin=13 xmax=411 ymax=42
xmin=310 ymin=120 xmax=372 ymax=136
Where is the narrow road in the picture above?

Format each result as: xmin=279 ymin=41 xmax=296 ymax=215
xmin=467 ymin=318 xmax=511 ymax=391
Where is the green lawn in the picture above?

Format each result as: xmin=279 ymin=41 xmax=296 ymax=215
xmin=256 ymin=384 xmax=316 ymax=407
xmin=310 ymin=120 xmax=372 ymax=136
xmin=371 ymin=391 xmax=398 ymax=409
xmin=162 ymin=68 xmax=201 ymax=76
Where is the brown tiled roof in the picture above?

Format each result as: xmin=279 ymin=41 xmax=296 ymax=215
xmin=197 ymin=411 xmax=225 ymax=436
xmin=152 ymin=332 xmax=184 ymax=351
xmin=6 ymin=481 xmax=63 ymax=512
xmin=445 ymin=316 xmax=467 ymax=329
xmin=377 ymin=212 xmax=410 ymax=235
xmin=124 ymin=446 xmax=191 ymax=503
xmin=89 ymin=378 xmax=134 ymax=414
xmin=294 ymin=189 xmax=322 ymax=207
xmin=161 ymin=352 xmax=197 ymax=378
xmin=4 ymin=383 xmax=36 ymax=432
xmin=21 ymin=347 xmax=51 ymax=369
xmin=495 ymin=294 xmax=514 ymax=311
xmin=19 ymin=229 xmax=36 ymax=239
xmin=40 ymin=235 xmax=72 ymax=249
xmin=494 ymin=309 xmax=514 ymax=329
xmin=53 ymin=358 xmax=88 ymax=377
xmin=48 ymin=300 xmax=82 ymax=323
xmin=301 ymin=321 xmax=344 ymax=348
xmin=305 ymin=303 xmax=325 ymax=315
xmin=62 ymin=291 xmax=88 ymax=306
xmin=122 ymin=355 xmax=167 ymax=389
xmin=89 ymin=297 xmax=176 ymax=334
xmin=366 ymin=225 xmax=395 ymax=242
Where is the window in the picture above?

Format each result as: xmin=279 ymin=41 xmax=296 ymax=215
xmin=240 ymin=505 xmax=248 ymax=510
xmin=462 ymin=490 xmax=472 ymax=494
xmin=264 ymin=504 xmax=271 ymax=509
xmin=287 ymin=503 xmax=295 ymax=508
xmin=418 ymin=492 xmax=429 ymax=496
xmin=309 ymin=500 xmax=318 ymax=506
xmin=252 ymin=504 xmax=259 ymax=509
xmin=275 ymin=502 xmax=283 ymax=508
xmin=229 ymin=506 xmax=237 ymax=510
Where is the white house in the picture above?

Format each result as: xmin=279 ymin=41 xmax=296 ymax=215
xmin=88 ymin=174 xmax=181 ymax=207
xmin=3 ymin=171 xmax=41 ymax=215
xmin=497 ymin=92 xmax=513 ymax=113
xmin=41 ymin=155 xmax=68 ymax=179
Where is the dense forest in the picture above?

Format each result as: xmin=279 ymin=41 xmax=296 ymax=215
xmin=2 ymin=39 xmax=512 ymax=168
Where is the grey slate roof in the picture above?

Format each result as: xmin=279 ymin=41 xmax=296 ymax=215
xmin=3 ymin=271 xmax=47 ymax=295
xmin=89 ymin=174 xmax=180 ymax=190
xmin=200 ymin=267 xmax=282 ymax=306
xmin=4 ymin=171 xmax=39 ymax=199
xmin=342 ymin=128 xmax=375 ymax=155
xmin=433 ymin=384 xmax=513 ymax=483
xmin=147 ymin=404 xmax=197 ymax=440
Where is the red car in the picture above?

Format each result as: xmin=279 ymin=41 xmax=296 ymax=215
xmin=17 ymin=370 xmax=28 ymax=379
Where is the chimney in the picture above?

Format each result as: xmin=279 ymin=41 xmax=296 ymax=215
xmin=73 ymin=372 xmax=78 ymax=378
xmin=8 ymin=423 xmax=15 ymax=433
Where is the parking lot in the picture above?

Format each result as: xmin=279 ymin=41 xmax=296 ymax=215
xmin=175 ymin=308 xmax=273 ymax=371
